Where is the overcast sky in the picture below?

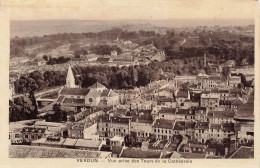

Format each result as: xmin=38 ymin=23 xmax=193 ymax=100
xmin=7 ymin=0 xmax=257 ymax=21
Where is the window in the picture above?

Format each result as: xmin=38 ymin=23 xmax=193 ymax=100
xmin=89 ymin=98 xmax=93 ymax=102
xmin=169 ymin=131 xmax=171 ymax=134
xmin=165 ymin=130 xmax=167 ymax=134
xmin=15 ymin=134 xmax=20 ymax=138
xmin=25 ymin=135 xmax=29 ymax=139
xmin=38 ymin=136 xmax=41 ymax=139
xmin=154 ymin=129 xmax=156 ymax=133
xmin=162 ymin=130 xmax=163 ymax=134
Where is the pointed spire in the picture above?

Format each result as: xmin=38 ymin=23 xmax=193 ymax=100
xmin=66 ymin=64 xmax=75 ymax=88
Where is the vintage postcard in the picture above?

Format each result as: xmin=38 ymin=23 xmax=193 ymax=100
xmin=0 ymin=0 xmax=259 ymax=167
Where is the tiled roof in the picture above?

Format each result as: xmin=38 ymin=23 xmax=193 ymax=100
xmin=210 ymin=124 xmax=221 ymax=130
xmin=176 ymin=90 xmax=188 ymax=98
xmin=159 ymin=107 xmax=176 ymax=114
xmin=99 ymin=115 xmax=110 ymax=122
xmin=121 ymin=148 xmax=161 ymax=158
xmin=111 ymin=117 xmax=131 ymax=124
xmin=185 ymin=121 xmax=196 ymax=129
xmin=97 ymin=57 xmax=111 ymax=62
xmin=75 ymin=139 xmax=102 ymax=148
xmin=222 ymin=123 xmax=234 ymax=132
xmin=89 ymin=82 xmax=106 ymax=89
xmin=177 ymin=109 xmax=194 ymax=115
xmin=88 ymin=89 xmax=101 ymax=98
xmin=101 ymin=89 xmax=110 ymax=97
xmin=208 ymin=111 xmax=235 ymax=119
xmin=191 ymin=93 xmax=200 ymax=102
xmin=9 ymin=145 xmax=107 ymax=158
xmin=229 ymin=146 xmax=254 ymax=159
xmin=57 ymin=96 xmax=64 ymax=103
xmin=173 ymin=121 xmax=185 ymax=130
xmin=211 ymin=89 xmax=229 ymax=94
xmin=235 ymin=93 xmax=254 ymax=120
xmin=153 ymin=119 xmax=173 ymax=129
xmin=63 ymin=98 xmax=85 ymax=105
xmin=195 ymin=122 xmax=209 ymax=130
xmin=62 ymin=138 xmax=78 ymax=147
xmin=60 ymin=87 xmax=90 ymax=96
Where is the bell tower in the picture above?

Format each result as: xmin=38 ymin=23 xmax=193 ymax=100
xmin=66 ymin=64 xmax=76 ymax=88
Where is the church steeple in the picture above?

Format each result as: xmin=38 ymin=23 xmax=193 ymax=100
xmin=66 ymin=64 xmax=76 ymax=88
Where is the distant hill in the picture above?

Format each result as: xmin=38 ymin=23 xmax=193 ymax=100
xmin=11 ymin=19 xmax=254 ymax=38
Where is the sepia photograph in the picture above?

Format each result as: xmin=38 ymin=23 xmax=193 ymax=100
xmin=1 ymin=0 xmax=259 ymax=167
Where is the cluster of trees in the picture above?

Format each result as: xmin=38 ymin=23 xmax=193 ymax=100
xmin=72 ymin=64 xmax=161 ymax=89
xmin=46 ymin=56 xmax=71 ymax=65
xmin=11 ymin=27 xmax=254 ymax=67
xmin=15 ymin=70 xmax=66 ymax=94
xmin=9 ymin=92 xmax=38 ymax=122
xmin=14 ymin=63 xmax=163 ymax=96
xmin=89 ymin=44 xmax=122 ymax=55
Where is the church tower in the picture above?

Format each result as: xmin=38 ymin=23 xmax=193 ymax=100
xmin=66 ymin=64 xmax=76 ymax=88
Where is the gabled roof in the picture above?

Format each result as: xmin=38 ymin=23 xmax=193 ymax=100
xmin=60 ymin=87 xmax=90 ymax=96
xmin=108 ymin=90 xmax=118 ymax=97
xmin=101 ymin=89 xmax=110 ymax=97
xmin=89 ymin=82 xmax=106 ymax=89
xmin=121 ymin=148 xmax=161 ymax=158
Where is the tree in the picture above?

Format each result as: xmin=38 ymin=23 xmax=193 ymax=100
xmin=74 ymin=54 xmax=80 ymax=58
xmin=42 ymin=55 xmax=48 ymax=61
